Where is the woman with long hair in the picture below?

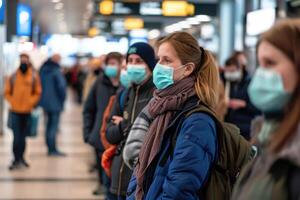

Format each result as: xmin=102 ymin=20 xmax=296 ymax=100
xmin=232 ymin=19 xmax=300 ymax=200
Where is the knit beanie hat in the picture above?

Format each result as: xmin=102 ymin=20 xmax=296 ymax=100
xmin=126 ymin=42 xmax=156 ymax=71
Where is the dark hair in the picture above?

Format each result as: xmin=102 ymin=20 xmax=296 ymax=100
xmin=105 ymin=52 xmax=123 ymax=65
xmin=225 ymin=57 xmax=240 ymax=68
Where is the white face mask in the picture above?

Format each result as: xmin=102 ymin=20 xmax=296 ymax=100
xmin=224 ymin=70 xmax=242 ymax=82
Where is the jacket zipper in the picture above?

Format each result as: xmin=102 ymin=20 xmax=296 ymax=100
xmin=118 ymin=86 xmax=140 ymax=196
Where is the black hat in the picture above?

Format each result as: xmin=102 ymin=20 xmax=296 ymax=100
xmin=126 ymin=42 xmax=156 ymax=71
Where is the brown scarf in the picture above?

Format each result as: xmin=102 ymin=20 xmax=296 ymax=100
xmin=135 ymin=76 xmax=196 ymax=199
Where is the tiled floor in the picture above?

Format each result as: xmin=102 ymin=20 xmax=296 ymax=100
xmin=0 ymin=95 xmax=104 ymax=200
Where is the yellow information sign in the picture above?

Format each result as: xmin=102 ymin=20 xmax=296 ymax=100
xmin=124 ymin=18 xmax=144 ymax=30
xmin=162 ymin=1 xmax=195 ymax=17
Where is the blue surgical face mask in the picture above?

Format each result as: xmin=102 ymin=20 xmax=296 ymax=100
xmin=127 ymin=64 xmax=147 ymax=84
xmin=120 ymin=69 xmax=131 ymax=88
xmin=104 ymin=65 xmax=118 ymax=78
xmin=248 ymin=67 xmax=292 ymax=113
xmin=153 ymin=62 xmax=186 ymax=90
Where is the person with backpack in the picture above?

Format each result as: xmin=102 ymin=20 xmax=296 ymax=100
xmin=83 ymin=52 xmax=123 ymax=196
xmin=39 ymin=54 xmax=67 ymax=156
xmin=125 ymin=32 xmax=252 ymax=200
xmin=105 ymin=42 xmax=156 ymax=200
xmin=232 ymin=19 xmax=300 ymax=200
xmin=4 ymin=53 xmax=42 ymax=170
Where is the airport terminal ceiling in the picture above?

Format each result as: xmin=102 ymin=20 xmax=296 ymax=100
xmin=19 ymin=0 xmax=218 ymax=35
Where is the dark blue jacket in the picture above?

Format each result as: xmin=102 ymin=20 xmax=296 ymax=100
xmin=126 ymin=98 xmax=217 ymax=200
xmin=224 ymin=72 xmax=261 ymax=140
xmin=39 ymin=59 xmax=66 ymax=113
xmin=83 ymin=73 xmax=118 ymax=151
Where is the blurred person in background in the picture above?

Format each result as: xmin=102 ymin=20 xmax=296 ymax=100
xmin=83 ymin=52 xmax=123 ymax=197
xmin=99 ymin=59 xmax=131 ymax=200
xmin=83 ymin=56 xmax=105 ymax=102
xmin=39 ymin=54 xmax=67 ymax=156
xmin=70 ymin=59 xmax=87 ymax=104
xmin=223 ymin=56 xmax=260 ymax=140
xmin=105 ymin=42 xmax=156 ymax=200
xmin=232 ymin=19 xmax=300 ymax=200
xmin=232 ymin=51 xmax=248 ymax=70
xmin=4 ymin=53 xmax=42 ymax=170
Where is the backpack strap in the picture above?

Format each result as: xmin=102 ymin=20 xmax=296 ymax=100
xmin=119 ymin=88 xmax=128 ymax=113
xmin=158 ymin=102 xmax=218 ymax=167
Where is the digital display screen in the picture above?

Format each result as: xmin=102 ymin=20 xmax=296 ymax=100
xmin=16 ymin=3 xmax=32 ymax=36
xmin=0 ymin=0 xmax=5 ymax=24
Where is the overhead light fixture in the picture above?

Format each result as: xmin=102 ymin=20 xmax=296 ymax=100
xmin=178 ymin=21 xmax=191 ymax=29
xmin=52 ymin=0 xmax=61 ymax=3
xmin=164 ymin=24 xmax=181 ymax=33
xmin=195 ymin=15 xmax=211 ymax=22
xmin=186 ymin=17 xmax=201 ymax=25
xmin=99 ymin=0 xmax=114 ymax=15
xmin=124 ymin=18 xmax=144 ymax=30
xmin=148 ymin=29 xmax=160 ymax=40
xmin=55 ymin=2 xmax=64 ymax=10
xmin=88 ymin=27 xmax=100 ymax=37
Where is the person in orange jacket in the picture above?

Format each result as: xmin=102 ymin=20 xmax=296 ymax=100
xmin=4 ymin=53 xmax=42 ymax=170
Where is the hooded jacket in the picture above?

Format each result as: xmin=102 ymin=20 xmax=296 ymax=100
xmin=83 ymin=73 xmax=118 ymax=151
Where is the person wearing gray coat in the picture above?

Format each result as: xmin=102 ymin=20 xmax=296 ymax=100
xmin=122 ymin=105 xmax=152 ymax=170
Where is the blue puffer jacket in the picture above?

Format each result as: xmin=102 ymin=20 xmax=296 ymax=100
xmin=126 ymin=98 xmax=217 ymax=200
xmin=39 ymin=59 xmax=66 ymax=113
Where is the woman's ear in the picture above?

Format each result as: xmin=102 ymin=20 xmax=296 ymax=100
xmin=184 ymin=63 xmax=195 ymax=76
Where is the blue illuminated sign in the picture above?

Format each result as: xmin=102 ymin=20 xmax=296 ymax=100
xmin=0 ymin=0 xmax=5 ymax=24
xmin=17 ymin=3 xmax=32 ymax=36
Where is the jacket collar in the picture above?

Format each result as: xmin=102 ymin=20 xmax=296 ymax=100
xmin=167 ymin=96 xmax=199 ymax=129
xmin=102 ymin=73 xmax=118 ymax=89
xmin=132 ymin=76 xmax=154 ymax=92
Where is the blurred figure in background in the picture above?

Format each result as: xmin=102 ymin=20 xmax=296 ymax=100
xmin=232 ymin=19 xmax=300 ymax=200
xmin=4 ymin=53 xmax=42 ymax=170
xmin=105 ymin=42 xmax=156 ymax=200
xmin=70 ymin=59 xmax=86 ymax=104
xmin=82 ymin=56 xmax=105 ymax=102
xmin=232 ymin=51 xmax=248 ymax=70
xmin=39 ymin=54 xmax=67 ymax=156
xmin=223 ymin=56 xmax=260 ymax=140
xmin=83 ymin=52 xmax=123 ymax=197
